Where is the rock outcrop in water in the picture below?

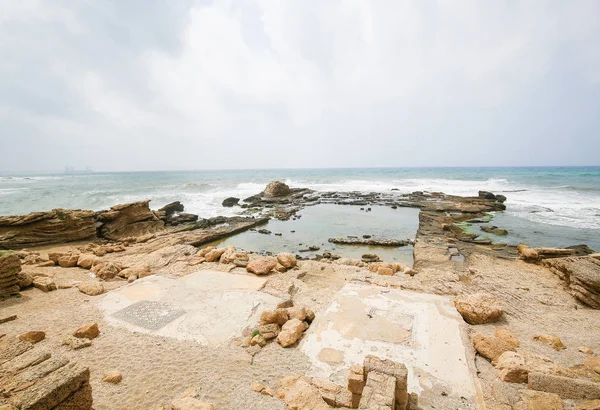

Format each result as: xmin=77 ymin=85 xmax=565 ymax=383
xmin=328 ymin=237 xmax=413 ymax=247
xmin=263 ymin=181 xmax=292 ymax=198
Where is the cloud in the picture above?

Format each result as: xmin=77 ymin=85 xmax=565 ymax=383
xmin=1 ymin=0 xmax=599 ymax=171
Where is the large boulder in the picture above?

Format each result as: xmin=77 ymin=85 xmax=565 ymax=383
xmin=0 ymin=251 xmax=21 ymax=297
xmin=455 ymin=293 xmax=503 ymax=325
xmin=159 ymin=201 xmax=184 ymax=216
xmin=277 ymin=318 xmax=305 ymax=347
xmin=0 ymin=209 xmax=96 ymax=249
xmin=276 ymin=253 xmax=297 ymax=269
xmin=472 ymin=333 xmax=516 ymax=361
xmin=222 ymin=197 xmax=240 ymax=207
xmin=247 ymin=257 xmax=277 ymax=275
xmin=263 ymin=181 xmax=291 ymax=198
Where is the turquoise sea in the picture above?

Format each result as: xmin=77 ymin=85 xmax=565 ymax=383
xmin=1 ymin=167 xmax=599 ymax=250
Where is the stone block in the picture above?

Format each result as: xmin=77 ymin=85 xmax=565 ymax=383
xmin=363 ymin=355 xmax=408 ymax=409
xmin=528 ymin=372 xmax=600 ymax=400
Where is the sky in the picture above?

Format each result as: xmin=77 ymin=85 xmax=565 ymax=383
xmin=1 ymin=0 xmax=599 ymax=172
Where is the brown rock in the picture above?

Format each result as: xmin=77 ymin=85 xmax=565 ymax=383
xmin=258 ymin=323 xmax=281 ymax=340
xmin=17 ymin=271 xmax=33 ymax=288
xmin=495 ymin=351 xmax=528 ymax=383
xmin=91 ymin=261 xmax=121 ymax=280
xmin=102 ymin=370 xmax=123 ymax=384
xmin=277 ymin=318 xmax=305 ymax=347
xmin=495 ymin=327 xmax=520 ymax=349
xmin=250 ymin=334 xmax=267 ymax=347
xmin=77 ymin=282 xmax=104 ymax=296
xmin=287 ymin=306 xmax=307 ymax=322
xmin=204 ymin=248 xmax=226 ymax=262
xmin=198 ymin=246 xmax=215 ymax=257
xmin=263 ymin=181 xmax=291 ymax=198
xmin=348 ymin=366 xmax=366 ymax=395
xmin=377 ymin=266 xmax=395 ymax=276
xmin=533 ymin=334 xmax=566 ymax=351
xmin=306 ymin=309 xmax=315 ymax=323
xmin=118 ymin=264 xmax=150 ymax=279
xmin=260 ymin=309 xmax=289 ymax=326
xmin=32 ymin=276 xmax=56 ymax=292
xmin=58 ymin=253 xmax=80 ymax=268
xmin=518 ymin=244 xmax=540 ymax=262
xmin=515 ymin=390 xmax=563 ymax=410
xmin=18 ymin=331 xmax=46 ymax=344
xmin=528 ymin=372 xmax=600 ymax=400
xmin=578 ymin=400 xmax=600 ymax=410
xmin=73 ymin=323 xmax=99 ymax=339
xmin=580 ymin=347 xmax=595 ymax=355
xmin=276 ymin=253 xmax=297 ymax=269
xmin=62 ymin=336 xmax=92 ymax=350
xmin=455 ymin=293 xmax=503 ymax=325
xmin=37 ymin=260 xmax=56 ymax=267
xmin=97 ymin=201 xmax=164 ymax=240
xmin=246 ymin=257 xmax=278 ymax=275
xmin=276 ymin=375 xmax=330 ymax=410
xmin=585 ymin=357 xmax=600 ymax=374
xmin=77 ymin=254 xmax=100 ymax=270
xmin=472 ymin=333 xmax=515 ymax=361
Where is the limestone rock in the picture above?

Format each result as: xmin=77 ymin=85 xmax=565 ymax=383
xmin=542 ymin=255 xmax=600 ymax=309
xmin=0 ymin=209 xmax=96 ymax=249
xmin=533 ymin=334 xmax=566 ymax=351
xmin=263 ymin=181 xmax=291 ymax=198
xmin=97 ymin=201 xmax=164 ymax=240
xmin=260 ymin=309 xmax=289 ymax=326
xmin=170 ymin=397 xmax=215 ymax=410
xmin=276 ymin=375 xmax=331 ymax=410
xmin=518 ymin=244 xmax=540 ymax=262
xmin=102 ymin=370 xmax=123 ymax=384
xmin=0 ymin=251 xmax=21 ymax=297
xmin=277 ymin=318 xmax=305 ymax=347
xmin=250 ymin=334 xmax=267 ymax=347
xmin=495 ymin=351 xmax=528 ymax=383
xmin=91 ymin=261 xmax=121 ymax=280
xmin=204 ymin=248 xmax=227 ymax=263
xmin=277 ymin=253 xmax=297 ymax=269
xmin=32 ymin=276 xmax=56 ymax=292
xmin=18 ymin=331 xmax=46 ymax=344
xmin=584 ymin=357 xmax=600 ymax=374
xmin=17 ymin=271 xmax=33 ymax=288
xmin=73 ymin=323 xmax=99 ymax=340
xmin=286 ymin=306 xmax=307 ymax=322
xmin=495 ymin=327 xmax=520 ymax=349
xmin=348 ymin=365 xmax=366 ymax=395
xmin=118 ymin=264 xmax=151 ymax=279
xmin=58 ymin=253 xmax=80 ymax=268
xmin=77 ymin=282 xmax=104 ymax=296
xmin=580 ymin=347 xmax=595 ymax=355
xmin=247 ymin=257 xmax=278 ymax=275
xmin=77 ymin=254 xmax=100 ymax=269
xmin=528 ymin=372 xmax=600 ymax=400
xmin=62 ymin=336 xmax=92 ymax=350
xmin=472 ymin=333 xmax=515 ymax=361
xmin=258 ymin=323 xmax=281 ymax=340
xmin=514 ymin=390 xmax=563 ymax=410
xmin=454 ymin=293 xmax=503 ymax=325
xmin=578 ymin=400 xmax=600 ymax=410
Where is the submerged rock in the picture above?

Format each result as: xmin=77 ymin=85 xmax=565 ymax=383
xmin=480 ymin=225 xmax=509 ymax=236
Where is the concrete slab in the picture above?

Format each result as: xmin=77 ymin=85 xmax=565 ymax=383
xmin=300 ymin=283 xmax=482 ymax=407
xmin=97 ymin=271 xmax=282 ymax=346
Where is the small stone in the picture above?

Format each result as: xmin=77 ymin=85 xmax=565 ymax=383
xmin=277 ymin=318 xmax=304 ymax=347
xmin=305 ymin=309 xmax=315 ymax=323
xmin=73 ymin=323 xmax=99 ymax=339
xmin=251 ymin=381 xmax=265 ymax=392
xmin=276 ymin=253 xmax=297 ymax=269
xmin=533 ymin=334 xmax=566 ymax=351
xmin=250 ymin=334 xmax=267 ymax=347
xmin=18 ymin=331 xmax=46 ymax=344
xmin=579 ymin=347 xmax=594 ymax=355
xmin=62 ymin=335 xmax=92 ymax=350
xmin=258 ymin=323 xmax=280 ymax=340
xmin=277 ymin=299 xmax=294 ymax=309
xmin=78 ymin=282 xmax=104 ymax=296
xmin=495 ymin=351 xmax=528 ymax=383
xmin=32 ymin=276 xmax=56 ymax=292
xmin=103 ymin=370 xmax=123 ymax=384
xmin=260 ymin=309 xmax=289 ymax=326
xmin=246 ymin=257 xmax=278 ymax=275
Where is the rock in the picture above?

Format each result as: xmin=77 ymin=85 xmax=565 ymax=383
xmin=514 ymin=390 xmax=563 ymax=410
xmin=0 ymin=251 xmax=21 ymax=297
xmin=584 ymin=357 xmax=600 ymax=374
xmin=528 ymin=372 xmax=600 ymax=400
xmin=472 ymin=333 xmax=516 ymax=361
xmin=363 ymin=355 xmax=409 ymax=410
xmin=260 ymin=309 xmax=289 ymax=326
xmin=37 ymin=260 xmax=56 ymax=267
xmin=578 ymin=400 xmax=600 ymax=410
xmin=204 ymin=248 xmax=227 ymax=262
xmin=263 ymin=181 xmax=291 ymax=198
xmin=361 ymin=254 xmax=380 ymax=263
xmin=159 ymin=201 xmax=184 ymax=216
xmin=277 ymin=318 xmax=305 ymax=347
xmin=518 ymin=244 xmax=540 ymax=262
xmin=495 ymin=194 xmax=507 ymax=203
xmin=542 ymin=255 xmax=600 ymax=309
xmin=246 ymin=257 xmax=278 ymax=275
xmin=533 ymin=334 xmax=566 ymax=351
xmin=495 ymin=327 xmax=520 ymax=349
xmin=73 ymin=323 xmax=99 ymax=339
xmin=258 ymin=228 xmax=271 ymax=235
xmin=286 ymin=306 xmax=307 ymax=321
xmin=78 ymin=282 xmax=104 ymax=296
xmin=277 ymin=253 xmax=297 ymax=269
xmin=580 ymin=347 xmax=595 ymax=355
xmin=276 ymin=376 xmax=330 ymax=410
xmin=479 ymin=191 xmax=497 ymax=200
xmin=305 ymin=309 xmax=315 ymax=323
xmin=348 ymin=365 xmax=365 ymax=395
xmin=454 ymin=293 xmax=503 ymax=325
xmin=97 ymin=201 xmax=164 ymax=240
xmin=334 ymin=257 xmax=365 ymax=267
xmin=198 ymin=246 xmax=215 ymax=257
xmin=118 ymin=264 xmax=151 ymax=279
xmin=251 ymin=381 xmax=266 ymax=392
xmin=0 ymin=209 xmax=96 ymax=248
xmin=32 ymin=276 xmax=56 ymax=292
xmin=77 ymin=254 xmax=100 ymax=269
xmin=222 ymin=197 xmax=240 ymax=207
xmin=250 ymin=334 xmax=267 ymax=347
xmin=102 ymin=370 xmax=123 ymax=384
xmin=377 ymin=267 xmax=394 ymax=276
xmin=258 ymin=324 xmax=281 ymax=340
xmin=166 ymin=212 xmax=198 ymax=226
xmin=481 ymin=225 xmax=509 ymax=236
xmin=18 ymin=331 xmax=46 ymax=344
xmin=170 ymin=397 xmax=215 ymax=410
xmin=495 ymin=351 xmax=528 ymax=383
xmin=17 ymin=271 xmax=33 ymax=288
xmin=91 ymin=261 xmax=121 ymax=280
xmin=62 ymin=336 xmax=92 ymax=350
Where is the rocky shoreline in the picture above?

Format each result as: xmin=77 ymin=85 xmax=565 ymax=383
xmin=1 ymin=181 xmax=599 ymax=410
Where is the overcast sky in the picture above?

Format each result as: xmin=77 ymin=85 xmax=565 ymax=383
xmin=1 ymin=0 xmax=599 ymax=172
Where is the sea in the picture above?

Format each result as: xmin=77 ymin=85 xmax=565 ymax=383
xmin=1 ymin=167 xmax=599 ymax=251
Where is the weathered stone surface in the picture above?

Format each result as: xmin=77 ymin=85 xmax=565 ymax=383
xmin=348 ymin=365 xmax=366 ymax=395
xmin=118 ymin=264 xmax=151 ymax=279
xmin=204 ymin=248 xmax=226 ymax=263
xmin=91 ymin=261 xmax=121 ymax=280
xmin=495 ymin=327 xmax=520 ymax=349
xmin=57 ymin=253 xmax=80 ymax=268
xmin=247 ymin=257 xmax=278 ymax=275
xmin=0 ymin=209 xmax=96 ymax=249
xmin=472 ymin=333 xmax=515 ymax=361
xmin=18 ymin=331 xmax=46 ymax=344
xmin=250 ymin=334 xmax=267 ymax=347
xmin=529 ymin=372 xmax=600 ymax=400
xmin=61 ymin=336 xmax=92 ymax=350
xmin=97 ymin=201 xmax=164 ymax=240
xmin=514 ymin=390 xmax=563 ymax=410
xmin=363 ymin=355 xmax=408 ymax=410
xmin=263 ymin=181 xmax=291 ymax=198
xmin=542 ymin=255 xmax=600 ymax=309
xmin=32 ymin=276 xmax=56 ymax=292
xmin=495 ymin=351 xmax=528 ymax=383
xmin=77 ymin=282 xmax=104 ymax=296
xmin=359 ymin=371 xmax=396 ymax=410
xmin=260 ymin=309 xmax=289 ymax=326
xmin=102 ymin=370 xmax=122 ymax=384
xmin=73 ymin=323 xmax=99 ymax=339
xmin=76 ymin=254 xmax=100 ymax=270
xmin=258 ymin=323 xmax=280 ymax=340
xmin=159 ymin=201 xmax=184 ymax=216
xmin=518 ymin=244 xmax=540 ymax=262
xmin=454 ymin=293 xmax=503 ymax=324
xmin=533 ymin=334 xmax=566 ymax=351
xmin=0 ymin=252 xmax=21 ymax=297
xmin=578 ymin=400 xmax=600 ymax=410
xmin=277 ymin=318 xmax=305 ymax=347
xmin=276 ymin=376 xmax=331 ymax=410
xmin=277 ymin=253 xmax=297 ymax=269
xmin=585 ymin=357 xmax=600 ymax=374
xmin=286 ymin=306 xmax=307 ymax=322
